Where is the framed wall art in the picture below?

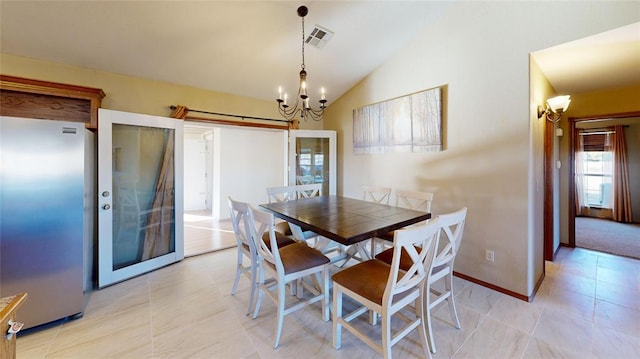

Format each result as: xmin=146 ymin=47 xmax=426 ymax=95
xmin=353 ymin=86 xmax=443 ymax=154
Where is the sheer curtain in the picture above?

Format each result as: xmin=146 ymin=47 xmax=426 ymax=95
xmin=574 ymin=131 xmax=588 ymax=216
xmin=602 ymin=131 xmax=614 ymax=214
xmin=612 ymin=125 xmax=633 ymax=222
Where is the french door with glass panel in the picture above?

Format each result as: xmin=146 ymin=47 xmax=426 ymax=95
xmin=98 ymin=109 xmax=184 ymax=287
xmin=289 ymin=130 xmax=336 ymax=195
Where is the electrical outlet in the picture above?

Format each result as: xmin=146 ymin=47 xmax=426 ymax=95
xmin=485 ymin=249 xmax=495 ymax=263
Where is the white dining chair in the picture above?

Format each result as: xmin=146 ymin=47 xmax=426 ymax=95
xmin=295 ymin=183 xmax=322 ymax=198
xmin=373 ymin=189 xmax=434 ymax=252
xmin=228 ymin=197 xmax=295 ymax=316
xmin=362 ymin=185 xmax=392 ymax=205
xmin=340 ymin=185 xmax=393 ymax=267
xmin=424 ymin=207 xmax=467 ymax=353
xmin=248 ymin=204 xmax=330 ymax=349
xmin=332 ymin=217 xmax=441 ymax=359
xmin=266 ymin=185 xmax=298 ymax=236
xmin=375 ymin=206 xmax=467 ymax=354
xmin=228 ymin=197 xmax=259 ymax=316
xmin=266 ymin=184 xmax=320 ymax=240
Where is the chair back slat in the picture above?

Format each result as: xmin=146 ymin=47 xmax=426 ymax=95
xmin=296 ymin=183 xmax=322 ymax=199
xmin=248 ymin=205 xmax=282 ymax=273
xmin=395 ymin=189 xmax=434 ymax=213
xmin=362 ymin=185 xmax=392 ymax=205
xmin=384 ymin=217 xmax=440 ymax=302
xmin=267 ymin=184 xmax=322 ymax=203
xmin=266 ymin=185 xmax=297 ymax=203
xmin=228 ymin=197 xmax=254 ymax=252
xmin=433 ymin=207 xmax=467 ymax=267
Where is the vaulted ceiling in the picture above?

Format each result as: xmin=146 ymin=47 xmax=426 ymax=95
xmin=1 ymin=2 xmax=638 ymax=105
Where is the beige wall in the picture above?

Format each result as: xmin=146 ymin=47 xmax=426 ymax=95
xmin=529 ymin=58 xmax=556 ymax=291
xmin=0 ymin=53 xmax=314 ymax=220
xmin=559 ymin=86 xmax=640 ymax=243
xmin=0 ymin=53 xmax=322 ymax=130
xmin=324 ymin=2 xmax=638 ymax=297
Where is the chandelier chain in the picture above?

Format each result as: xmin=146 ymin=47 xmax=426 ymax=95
xmin=301 ymin=15 xmax=305 ymax=70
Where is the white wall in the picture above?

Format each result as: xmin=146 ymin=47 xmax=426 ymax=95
xmin=324 ymin=2 xmax=639 ymax=297
xmin=183 ymin=131 xmax=208 ymax=211
xmin=216 ymin=126 xmax=287 ymax=219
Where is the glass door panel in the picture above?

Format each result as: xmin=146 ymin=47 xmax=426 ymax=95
xmin=289 ymin=130 xmax=336 ymax=195
xmin=98 ymin=109 xmax=184 ymax=287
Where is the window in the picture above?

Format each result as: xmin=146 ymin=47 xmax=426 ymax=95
xmin=299 ymin=151 xmax=311 ymax=176
xmin=579 ymin=131 xmax=613 ymax=209
xmin=582 ymin=151 xmax=613 ymax=208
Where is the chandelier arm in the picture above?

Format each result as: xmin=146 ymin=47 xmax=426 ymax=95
xmin=304 ymin=108 xmax=324 ymax=121
xmin=279 ymin=94 xmax=304 ymax=121
xmin=306 ymin=107 xmax=324 ymax=116
xmin=279 ymin=102 xmax=298 ymax=120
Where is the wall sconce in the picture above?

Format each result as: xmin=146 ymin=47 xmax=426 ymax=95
xmin=537 ymin=95 xmax=571 ymax=123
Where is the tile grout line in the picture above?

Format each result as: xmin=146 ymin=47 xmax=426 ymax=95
xmin=521 ymin=298 xmax=546 ymax=359
xmin=147 ymin=275 xmax=155 ymax=357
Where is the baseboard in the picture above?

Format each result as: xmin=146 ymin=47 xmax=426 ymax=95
xmin=530 ymin=272 xmax=546 ymax=303
xmin=453 ymin=271 xmax=530 ymax=302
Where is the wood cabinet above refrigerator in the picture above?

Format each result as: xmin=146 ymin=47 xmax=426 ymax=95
xmin=0 ymin=75 xmax=105 ymax=130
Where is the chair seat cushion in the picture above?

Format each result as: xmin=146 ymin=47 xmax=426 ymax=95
xmin=274 ymin=221 xmax=292 ymax=236
xmin=278 ymin=242 xmax=329 ymax=274
xmin=274 ymin=221 xmax=317 ymax=240
xmin=262 ymin=231 xmax=297 ymax=250
xmin=375 ymin=246 xmax=419 ymax=272
xmin=378 ymin=230 xmax=395 ymax=242
xmin=332 ymin=259 xmax=391 ymax=305
xmin=242 ymin=231 xmax=296 ymax=252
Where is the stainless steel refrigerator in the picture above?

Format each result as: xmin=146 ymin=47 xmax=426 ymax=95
xmin=0 ymin=116 xmax=95 ymax=329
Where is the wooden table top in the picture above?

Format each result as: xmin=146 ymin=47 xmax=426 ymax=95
xmin=260 ymin=195 xmax=431 ymax=246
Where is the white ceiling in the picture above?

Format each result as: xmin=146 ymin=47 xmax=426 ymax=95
xmin=533 ymin=22 xmax=640 ymax=95
xmin=1 ymin=2 xmax=638 ymax=104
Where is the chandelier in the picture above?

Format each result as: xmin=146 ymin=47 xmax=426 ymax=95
xmin=276 ymin=6 xmax=327 ymax=122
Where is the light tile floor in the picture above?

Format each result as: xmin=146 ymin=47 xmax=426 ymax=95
xmin=184 ymin=211 xmax=236 ymax=257
xmin=17 ymin=247 xmax=640 ymax=358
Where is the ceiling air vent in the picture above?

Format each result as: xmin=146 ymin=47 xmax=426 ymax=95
xmin=305 ymin=25 xmax=333 ymax=49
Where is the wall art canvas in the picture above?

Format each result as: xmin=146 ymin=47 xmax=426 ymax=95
xmin=353 ymin=86 xmax=442 ymax=154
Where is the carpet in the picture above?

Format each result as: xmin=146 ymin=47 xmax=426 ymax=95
xmin=575 ymin=216 xmax=640 ymax=260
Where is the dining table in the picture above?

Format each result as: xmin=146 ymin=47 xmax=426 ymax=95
xmin=259 ymin=195 xmax=431 ymax=257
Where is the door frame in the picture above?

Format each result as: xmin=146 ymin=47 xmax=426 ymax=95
xmin=97 ymin=109 xmax=184 ymax=288
xmin=288 ymin=130 xmax=337 ymax=195
xmin=565 ymin=111 xmax=640 ymax=248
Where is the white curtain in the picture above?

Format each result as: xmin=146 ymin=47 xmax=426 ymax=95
xmin=575 ymin=131 xmax=587 ymax=215
xmin=602 ymin=131 xmax=614 ymax=210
